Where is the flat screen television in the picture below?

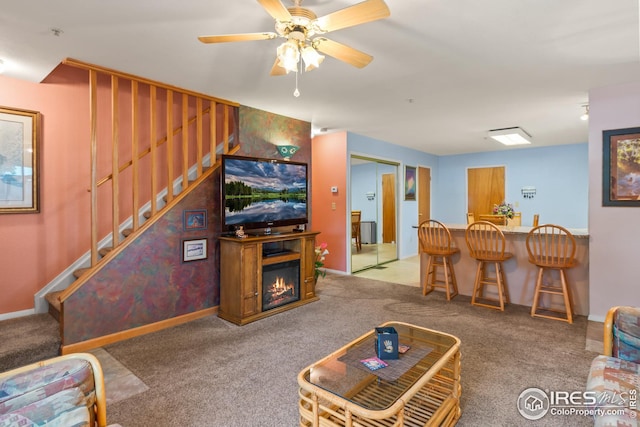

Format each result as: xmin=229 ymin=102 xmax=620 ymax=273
xmin=221 ymin=154 xmax=308 ymax=233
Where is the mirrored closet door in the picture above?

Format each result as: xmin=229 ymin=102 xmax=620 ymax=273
xmin=350 ymin=156 xmax=398 ymax=273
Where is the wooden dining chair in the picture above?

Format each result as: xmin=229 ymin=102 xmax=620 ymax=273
xmin=533 ymin=214 xmax=540 ymax=227
xmin=466 ymin=212 xmax=475 ymax=224
xmin=418 ymin=220 xmax=459 ymax=300
xmin=510 ymin=212 xmax=522 ymax=226
xmin=478 ymin=214 xmax=506 ymax=226
xmin=465 ymin=221 xmax=512 ymax=311
xmin=526 ymin=224 xmax=577 ymax=323
xmin=351 ymin=211 xmax=362 ymax=252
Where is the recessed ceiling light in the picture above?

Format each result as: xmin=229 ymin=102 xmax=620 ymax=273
xmin=487 ymin=127 xmax=532 ymax=146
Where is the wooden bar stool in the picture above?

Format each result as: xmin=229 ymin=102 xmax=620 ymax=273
xmin=418 ymin=220 xmax=459 ymax=300
xmin=465 ymin=221 xmax=512 ymax=311
xmin=526 ymin=224 xmax=576 ymax=323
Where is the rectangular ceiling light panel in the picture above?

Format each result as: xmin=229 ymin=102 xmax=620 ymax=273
xmin=488 ymin=127 xmax=532 ymax=146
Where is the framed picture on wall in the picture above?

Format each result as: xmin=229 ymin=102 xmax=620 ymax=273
xmin=0 ymin=106 xmax=41 ymax=214
xmin=183 ymin=209 xmax=208 ymax=231
xmin=602 ymin=127 xmax=640 ymax=206
xmin=183 ymin=238 xmax=208 ymax=262
xmin=404 ymin=165 xmax=416 ymax=201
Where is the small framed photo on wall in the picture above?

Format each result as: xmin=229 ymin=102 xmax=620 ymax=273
xmin=404 ymin=165 xmax=416 ymax=201
xmin=182 ymin=238 xmax=208 ymax=262
xmin=183 ymin=209 xmax=208 ymax=231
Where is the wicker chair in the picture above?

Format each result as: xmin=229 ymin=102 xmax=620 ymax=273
xmin=586 ymin=306 xmax=640 ymax=425
xmin=526 ymin=224 xmax=576 ymax=323
xmin=465 ymin=221 xmax=512 ymax=310
xmin=418 ymin=219 xmax=459 ymax=300
xmin=0 ymin=353 xmax=118 ymax=427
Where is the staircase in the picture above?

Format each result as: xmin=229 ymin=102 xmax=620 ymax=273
xmin=43 ymin=172 xmax=209 ymax=321
xmin=40 ymin=58 xmax=240 ymax=353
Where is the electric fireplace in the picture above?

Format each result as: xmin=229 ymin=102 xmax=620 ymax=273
xmin=262 ymin=260 xmax=300 ymax=311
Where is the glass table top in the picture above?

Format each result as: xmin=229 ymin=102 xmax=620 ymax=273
xmin=302 ymin=322 xmax=459 ymax=411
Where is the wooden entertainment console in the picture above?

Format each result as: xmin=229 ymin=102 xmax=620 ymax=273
xmin=218 ymin=230 xmax=320 ymax=325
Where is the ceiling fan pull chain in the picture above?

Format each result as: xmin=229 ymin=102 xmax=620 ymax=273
xmin=293 ymin=60 xmax=301 ymax=97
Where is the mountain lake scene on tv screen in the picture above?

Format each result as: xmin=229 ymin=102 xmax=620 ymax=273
xmin=224 ymin=159 xmax=307 ymax=226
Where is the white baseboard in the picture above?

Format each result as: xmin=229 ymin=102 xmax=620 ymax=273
xmin=324 ymin=268 xmax=347 ymax=276
xmin=0 ymin=308 xmax=36 ymax=321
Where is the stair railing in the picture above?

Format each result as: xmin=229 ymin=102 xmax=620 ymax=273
xmin=60 ymin=58 xmax=239 ymax=293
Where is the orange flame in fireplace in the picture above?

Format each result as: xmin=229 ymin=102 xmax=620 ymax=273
xmin=269 ymin=276 xmax=294 ymax=296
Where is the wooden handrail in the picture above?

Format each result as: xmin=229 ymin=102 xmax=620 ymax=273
xmin=63 ymin=58 xmax=238 ymax=107
xmin=64 ymin=58 xmax=239 ymax=275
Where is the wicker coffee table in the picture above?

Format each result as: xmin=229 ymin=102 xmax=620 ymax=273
xmin=297 ymin=321 xmax=461 ymax=427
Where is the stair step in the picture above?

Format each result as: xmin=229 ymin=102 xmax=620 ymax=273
xmin=98 ymin=247 xmax=113 ymax=257
xmin=44 ymin=291 xmax=63 ymax=322
xmin=73 ymin=267 xmax=91 ymax=279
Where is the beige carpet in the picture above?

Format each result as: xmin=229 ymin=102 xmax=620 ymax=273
xmin=101 ymin=274 xmax=598 ymax=427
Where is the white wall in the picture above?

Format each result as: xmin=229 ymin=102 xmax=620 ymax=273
xmin=589 ymin=81 xmax=640 ymax=321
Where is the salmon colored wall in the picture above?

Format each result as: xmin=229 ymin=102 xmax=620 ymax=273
xmin=0 ymin=71 xmax=91 ymax=314
xmin=0 ymin=65 xmax=232 ymax=317
xmin=311 ymin=132 xmax=347 ymax=272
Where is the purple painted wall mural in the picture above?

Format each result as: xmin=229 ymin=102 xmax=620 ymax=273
xmin=63 ymin=173 xmax=220 ymax=343
xmin=238 ymin=105 xmax=311 ymax=165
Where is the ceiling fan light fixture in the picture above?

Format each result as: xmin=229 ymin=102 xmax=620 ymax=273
xmin=488 ymin=127 xmax=532 ymax=146
xmin=301 ymin=45 xmax=324 ymax=71
xmin=277 ymin=39 xmax=300 ymax=73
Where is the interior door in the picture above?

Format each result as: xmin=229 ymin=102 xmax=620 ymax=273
xmin=382 ymin=173 xmax=396 ymax=244
xmin=467 ymin=166 xmax=505 ymax=218
xmin=418 ymin=166 xmax=431 ymax=225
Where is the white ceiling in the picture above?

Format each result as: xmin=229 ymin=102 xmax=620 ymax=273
xmin=1 ymin=0 xmax=639 ymax=155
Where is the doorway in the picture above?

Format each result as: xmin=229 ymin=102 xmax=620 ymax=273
xmin=417 ymin=166 xmax=431 ymax=226
xmin=350 ymin=156 xmax=399 ymax=273
xmin=467 ymin=166 xmax=505 ymax=218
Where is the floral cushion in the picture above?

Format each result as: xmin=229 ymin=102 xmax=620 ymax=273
xmin=586 ymin=355 xmax=639 ymax=427
xmin=0 ymin=358 xmax=96 ymax=427
xmin=0 ymin=388 xmax=89 ymax=427
xmin=613 ymin=306 xmax=640 ymax=363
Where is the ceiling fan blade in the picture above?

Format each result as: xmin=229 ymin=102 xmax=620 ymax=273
xmin=257 ymin=0 xmax=292 ymax=22
xmin=198 ymin=33 xmax=277 ymax=44
xmin=314 ymin=0 xmax=390 ymax=33
xmin=314 ymin=38 xmax=373 ymax=68
xmin=270 ymin=58 xmax=288 ymax=76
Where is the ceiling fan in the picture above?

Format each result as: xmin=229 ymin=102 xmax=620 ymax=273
xmin=198 ymin=0 xmax=390 ymax=76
